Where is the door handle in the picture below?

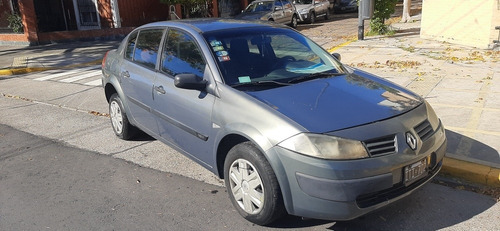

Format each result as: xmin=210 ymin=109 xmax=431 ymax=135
xmin=122 ymin=71 xmax=130 ymax=78
xmin=155 ymin=85 xmax=166 ymax=94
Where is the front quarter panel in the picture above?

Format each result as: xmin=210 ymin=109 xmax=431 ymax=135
xmin=212 ymin=84 xmax=306 ymax=155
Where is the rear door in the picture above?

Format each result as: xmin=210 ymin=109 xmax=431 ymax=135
xmin=152 ymin=28 xmax=216 ymax=167
xmin=272 ymin=0 xmax=286 ymax=23
xmin=120 ymin=28 xmax=165 ymax=135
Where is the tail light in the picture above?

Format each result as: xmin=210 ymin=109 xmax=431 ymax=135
xmin=102 ymin=51 xmax=110 ymax=69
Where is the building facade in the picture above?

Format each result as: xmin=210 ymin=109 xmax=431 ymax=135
xmin=0 ymin=0 xmax=250 ymax=45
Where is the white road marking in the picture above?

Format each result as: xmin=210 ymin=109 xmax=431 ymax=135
xmin=33 ymin=66 xmax=99 ymax=81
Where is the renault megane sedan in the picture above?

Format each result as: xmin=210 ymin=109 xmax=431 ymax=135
xmin=101 ymin=19 xmax=447 ymax=225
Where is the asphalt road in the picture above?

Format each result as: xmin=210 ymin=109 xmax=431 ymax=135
xmin=1 ymin=124 xmax=499 ymax=230
xmin=0 ymin=65 xmax=499 ymax=230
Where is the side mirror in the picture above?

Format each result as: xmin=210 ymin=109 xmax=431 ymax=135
xmin=331 ymin=52 xmax=341 ymax=61
xmin=174 ymin=73 xmax=207 ymax=91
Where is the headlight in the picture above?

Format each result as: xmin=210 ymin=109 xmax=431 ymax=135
xmin=299 ymin=9 xmax=308 ymax=14
xmin=278 ymin=133 xmax=369 ymax=160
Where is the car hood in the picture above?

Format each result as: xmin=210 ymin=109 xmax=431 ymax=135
xmin=233 ymin=12 xmax=269 ymax=20
xmin=246 ymin=71 xmax=422 ymax=133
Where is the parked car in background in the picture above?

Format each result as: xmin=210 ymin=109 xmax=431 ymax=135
xmin=333 ymin=0 xmax=358 ymax=13
xmin=233 ymin=0 xmax=299 ymax=28
xmin=294 ymin=0 xmax=330 ymax=23
xmin=102 ymin=19 xmax=447 ymax=226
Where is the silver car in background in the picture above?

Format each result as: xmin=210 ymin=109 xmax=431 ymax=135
xmin=234 ymin=0 xmax=299 ymax=28
xmin=102 ymin=19 xmax=447 ymax=226
xmin=295 ymin=0 xmax=330 ymax=23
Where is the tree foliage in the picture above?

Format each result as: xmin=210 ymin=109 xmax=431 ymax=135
xmin=160 ymin=0 xmax=210 ymax=18
xmin=7 ymin=13 xmax=23 ymax=33
xmin=369 ymin=0 xmax=397 ymax=34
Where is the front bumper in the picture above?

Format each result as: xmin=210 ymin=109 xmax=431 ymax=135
xmin=268 ymin=105 xmax=447 ymax=220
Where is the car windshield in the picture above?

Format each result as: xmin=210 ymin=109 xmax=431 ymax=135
xmin=295 ymin=0 xmax=313 ymax=4
xmin=244 ymin=1 xmax=275 ymax=12
xmin=203 ymin=27 xmax=346 ymax=90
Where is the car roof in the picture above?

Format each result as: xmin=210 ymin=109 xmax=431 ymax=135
xmin=140 ymin=18 xmax=286 ymax=34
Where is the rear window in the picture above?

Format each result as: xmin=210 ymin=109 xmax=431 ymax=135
xmin=124 ymin=31 xmax=138 ymax=60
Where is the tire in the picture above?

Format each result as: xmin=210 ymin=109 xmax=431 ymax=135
xmin=109 ymin=93 xmax=137 ymax=140
xmin=224 ymin=142 xmax=286 ymax=225
xmin=324 ymin=10 xmax=329 ymax=21
xmin=290 ymin=15 xmax=298 ymax=28
xmin=310 ymin=12 xmax=316 ymax=24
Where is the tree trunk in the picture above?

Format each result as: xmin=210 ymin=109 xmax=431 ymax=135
xmin=401 ymin=0 xmax=412 ymax=23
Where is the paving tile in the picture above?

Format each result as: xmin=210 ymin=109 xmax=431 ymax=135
xmin=432 ymin=106 xmax=472 ymax=128
xmin=484 ymin=92 xmax=500 ymax=109
xmin=425 ymin=89 xmax=480 ymax=106
xmin=435 ymin=78 xmax=484 ymax=91
xmin=477 ymin=110 xmax=500 ymax=133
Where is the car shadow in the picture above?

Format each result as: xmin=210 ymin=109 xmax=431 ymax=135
xmin=269 ymin=181 xmax=497 ymax=230
xmin=130 ymin=130 xmax=156 ymax=141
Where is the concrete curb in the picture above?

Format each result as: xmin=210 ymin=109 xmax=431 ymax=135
xmin=0 ymin=59 xmax=102 ymax=76
xmin=441 ymin=156 xmax=500 ymax=187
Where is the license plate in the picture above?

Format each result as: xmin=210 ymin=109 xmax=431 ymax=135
xmin=404 ymin=158 xmax=428 ymax=185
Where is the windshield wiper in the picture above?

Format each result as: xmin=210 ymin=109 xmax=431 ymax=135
xmin=287 ymin=72 xmax=344 ymax=84
xmin=231 ymin=80 xmax=292 ymax=88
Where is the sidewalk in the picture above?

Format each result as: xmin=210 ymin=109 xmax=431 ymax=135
xmin=0 ymin=40 xmax=119 ymax=75
xmin=0 ymin=20 xmax=499 ymax=188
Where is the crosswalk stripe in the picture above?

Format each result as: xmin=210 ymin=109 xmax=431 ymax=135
xmin=60 ymin=70 xmax=101 ymax=83
xmin=33 ymin=66 xmax=100 ymax=81
xmin=84 ymin=79 xmax=102 ymax=86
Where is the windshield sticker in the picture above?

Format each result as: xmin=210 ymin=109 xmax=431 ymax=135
xmin=216 ymin=51 xmax=229 ymax=57
xmin=210 ymin=40 xmax=222 ymax=47
xmin=212 ymin=46 xmax=224 ymax=51
xmin=218 ymin=56 xmax=231 ymax=62
xmin=238 ymin=76 xmax=251 ymax=83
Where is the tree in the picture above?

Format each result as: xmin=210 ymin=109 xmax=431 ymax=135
xmin=401 ymin=0 xmax=412 ymax=23
xmin=369 ymin=0 xmax=398 ymax=34
xmin=160 ymin=0 xmax=211 ymax=18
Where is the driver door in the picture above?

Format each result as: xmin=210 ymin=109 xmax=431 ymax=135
xmin=152 ymin=28 xmax=216 ymax=167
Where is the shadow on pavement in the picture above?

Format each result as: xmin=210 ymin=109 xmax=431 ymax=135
xmin=445 ymin=129 xmax=500 ymax=166
xmin=269 ymin=182 xmax=497 ymax=230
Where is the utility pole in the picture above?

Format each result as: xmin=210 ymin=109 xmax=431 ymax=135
xmin=358 ymin=0 xmax=374 ymax=40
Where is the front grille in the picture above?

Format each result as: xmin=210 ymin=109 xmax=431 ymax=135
xmin=414 ymin=120 xmax=434 ymax=141
xmin=364 ymin=135 xmax=397 ymax=157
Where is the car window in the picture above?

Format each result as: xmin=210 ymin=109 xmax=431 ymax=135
xmin=281 ymin=0 xmax=293 ymax=9
xmin=244 ymin=1 xmax=274 ymax=12
xmin=161 ymin=29 xmax=206 ymax=77
xmin=125 ymin=31 xmax=138 ymax=60
xmin=132 ymin=29 xmax=164 ymax=69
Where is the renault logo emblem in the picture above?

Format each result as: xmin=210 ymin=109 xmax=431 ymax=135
xmin=406 ymin=132 xmax=417 ymax=150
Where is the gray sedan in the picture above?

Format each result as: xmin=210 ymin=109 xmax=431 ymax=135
xmin=102 ymin=19 xmax=447 ymax=225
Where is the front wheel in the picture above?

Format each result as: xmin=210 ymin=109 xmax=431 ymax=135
xmin=109 ymin=93 xmax=137 ymax=140
xmin=224 ymin=142 xmax=285 ymax=225
xmin=310 ymin=12 xmax=316 ymax=24
xmin=324 ymin=10 xmax=329 ymax=20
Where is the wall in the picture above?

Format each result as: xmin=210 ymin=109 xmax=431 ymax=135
xmin=117 ymin=0 xmax=170 ymax=27
xmin=420 ymin=0 xmax=499 ymax=49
